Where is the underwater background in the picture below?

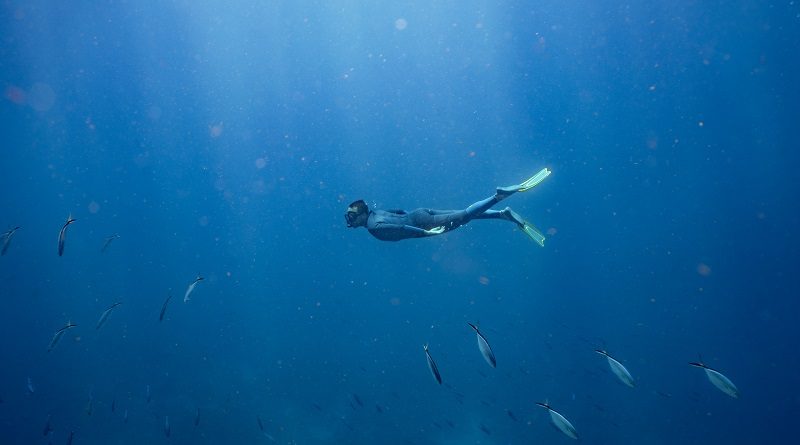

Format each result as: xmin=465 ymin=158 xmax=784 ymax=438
xmin=1 ymin=1 xmax=799 ymax=444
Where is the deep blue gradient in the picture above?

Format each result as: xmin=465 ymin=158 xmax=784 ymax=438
xmin=2 ymin=1 xmax=799 ymax=444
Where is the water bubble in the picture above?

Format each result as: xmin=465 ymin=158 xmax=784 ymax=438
xmin=147 ymin=106 xmax=162 ymax=120
xmin=28 ymin=82 xmax=56 ymax=111
xmin=395 ymin=18 xmax=408 ymax=30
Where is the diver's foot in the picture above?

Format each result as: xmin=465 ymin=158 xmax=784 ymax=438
xmin=495 ymin=168 xmax=552 ymax=201
xmin=502 ymin=207 xmax=545 ymax=247
xmin=502 ymin=207 xmax=525 ymax=227
xmin=495 ymin=186 xmax=517 ymax=201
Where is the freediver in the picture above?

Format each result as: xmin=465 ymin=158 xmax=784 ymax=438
xmin=344 ymin=168 xmax=551 ymax=245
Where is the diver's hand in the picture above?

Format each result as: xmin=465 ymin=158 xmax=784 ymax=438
xmin=424 ymin=226 xmax=446 ymax=235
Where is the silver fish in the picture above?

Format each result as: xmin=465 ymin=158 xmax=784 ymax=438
xmin=146 ymin=384 xmax=151 ymax=403
xmin=43 ymin=414 xmax=53 ymax=436
xmin=536 ymin=402 xmax=578 ymax=440
xmin=183 ymin=275 xmax=204 ymax=303
xmin=423 ymin=344 xmax=442 ymax=385
xmin=96 ymin=302 xmax=123 ymax=330
xmin=467 ymin=323 xmax=496 ymax=368
xmin=100 ymin=234 xmax=120 ymax=253
xmin=159 ymin=294 xmax=173 ymax=322
xmin=47 ymin=321 xmax=77 ymax=352
xmin=66 ymin=431 xmax=74 ymax=445
xmin=27 ymin=377 xmax=35 ymax=394
xmin=1 ymin=226 xmax=20 ymax=256
xmin=689 ymin=361 xmax=739 ymax=398
xmin=85 ymin=393 xmax=93 ymax=416
xmin=164 ymin=415 xmax=170 ymax=437
xmin=194 ymin=407 xmax=200 ymax=426
xmin=595 ymin=349 xmax=635 ymax=387
xmin=57 ymin=216 xmax=76 ymax=256
xmin=123 ymin=409 xmax=128 ymax=423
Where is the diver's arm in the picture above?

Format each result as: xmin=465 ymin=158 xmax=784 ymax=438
xmin=370 ymin=223 xmax=438 ymax=241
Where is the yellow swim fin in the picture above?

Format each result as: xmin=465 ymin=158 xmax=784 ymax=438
xmin=517 ymin=167 xmax=551 ymax=192
xmin=521 ymin=222 xmax=546 ymax=247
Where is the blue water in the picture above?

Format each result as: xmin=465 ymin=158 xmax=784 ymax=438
xmin=2 ymin=1 xmax=799 ymax=444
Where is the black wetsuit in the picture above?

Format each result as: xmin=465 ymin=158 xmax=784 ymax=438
xmin=365 ymin=195 xmax=513 ymax=242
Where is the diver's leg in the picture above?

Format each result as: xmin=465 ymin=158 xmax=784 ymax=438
xmin=436 ymin=200 xmax=513 ymax=229
xmin=464 ymin=195 xmax=500 ymax=217
xmin=473 ymin=207 xmax=522 ymax=225
xmin=423 ymin=206 xmax=546 ymax=245
xmin=448 ymin=189 xmax=522 ymax=225
xmin=430 ymin=210 xmax=469 ymax=231
xmin=495 ymin=207 xmax=546 ymax=246
xmin=423 ymin=209 xmax=461 ymax=215
xmin=427 ymin=168 xmax=552 ymax=224
xmin=473 ymin=207 xmax=546 ymax=245
xmin=472 ymin=209 xmax=509 ymax=221
xmin=418 ymin=168 xmax=551 ymax=235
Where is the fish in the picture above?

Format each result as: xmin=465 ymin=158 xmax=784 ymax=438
xmin=505 ymin=409 xmax=519 ymax=422
xmin=100 ymin=234 xmax=120 ymax=253
xmin=85 ymin=393 xmax=93 ymax=416
xmin=111 ymin=399 xmax=116 ymax=413
xmin=375 ymin=404 xmax=383 ymax=413
xmin=27 ymin=377 xmax=35 ymax=394
xmin=595 ymin=349 xmax=635 ymax=387
xmin=194 ymin=407 xmax=200 ymax=426
xmin=47 ymin=321 xmax=77 ymax=352
xmin=96 ymin=302 xmax=123 ymax=330
xmin=164 ymin=415 xmax=170 ymax=437
xmin=66 ymin=431 xmax=74 ymax=445
xmin=146 ymin=384 xmax=151 ymax=403
xmin=1 ymin=226 xmax=20 ymax=255
xmin=183 ymin=275 xmax=204 ymax=303
xmin=479 ymin=423 xmax=491 ymax=435
xmin=123 ymin=409 xmax=128 ymax=423
xmin=43 ymin=414 xmax=53 ymax=436
xmin=57 ymin=215 xmax=76 ymax=256
xmin=258 ymin=417 xmax=276 ymax=441
xmin=467 ymin=323 xmax=496 ymax=368
xmin=689 ymin=361 xmax=739 ymax=398
xmin=159 ymin=294 xmax=173 ymax=322
xmin=423 ymin=344 xmax=442 ymax=385
xmin=352 ymin=393 xmax=363 ymax=407
xmin=536 ymin=402 xmax=578 ymax=440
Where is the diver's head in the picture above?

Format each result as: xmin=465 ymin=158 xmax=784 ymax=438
xmin=345 ymin=200 xmax=369 ymax=228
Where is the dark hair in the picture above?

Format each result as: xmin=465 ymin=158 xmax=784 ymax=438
xmin=347 ymin=200 xmax=368 ymax=214
xmin=345 ymin=200 xmax=369 ymax=227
